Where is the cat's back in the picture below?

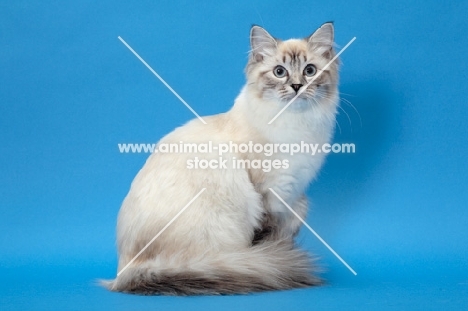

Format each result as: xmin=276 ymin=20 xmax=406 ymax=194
xmin=116 ymin=112 xmax=263 ymax=259
xmin=162 ymin=112 xmax=243 ymax=144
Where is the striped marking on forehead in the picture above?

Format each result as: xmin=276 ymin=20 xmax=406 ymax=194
xmin=279 ymin=43 xmax=308 ymax=67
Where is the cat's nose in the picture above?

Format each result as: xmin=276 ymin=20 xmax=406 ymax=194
xmin=291 ymin=84 xmax=303 ymax=93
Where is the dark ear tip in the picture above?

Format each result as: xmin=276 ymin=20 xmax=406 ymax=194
xmin=322 ymin=22 xmax=334 ymax=30
xmin=251 ymin=24 xmax=262 ymax=29
xmin=322 ymin=21 xmax=334 ymax=29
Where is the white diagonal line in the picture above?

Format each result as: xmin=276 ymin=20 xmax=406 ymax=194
xmin=118 ymin=36 xmax=207 ymax=125
xmin=268 ymin=37 xmax=357 ymax=124
xmin=269 ymin=188 xmax=357 ymax=275
xmin=117 ymin=188 xmax=206 ymax=277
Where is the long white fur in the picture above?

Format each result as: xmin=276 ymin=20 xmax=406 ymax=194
xmin=105 ymin=23 xmax=339 ymax=294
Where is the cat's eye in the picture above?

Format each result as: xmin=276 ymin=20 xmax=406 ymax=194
xmin=303 ymin=64 xmax=317 ymax=77
xmin=273 ymin=65 xmax=287 ymax=78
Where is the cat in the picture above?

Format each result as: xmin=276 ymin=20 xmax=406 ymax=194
xmin=102 ymin=22 xmax=339 ymax=295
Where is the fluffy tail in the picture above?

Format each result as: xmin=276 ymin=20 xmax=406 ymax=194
xmin=101 ymin=240 xmax=321 ymax=295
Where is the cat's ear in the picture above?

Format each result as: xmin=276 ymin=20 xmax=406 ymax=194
xmin=307 ymin=22 xmax=334 ymax=59
xmin=250 ymin=25 xmax=277 ymax=62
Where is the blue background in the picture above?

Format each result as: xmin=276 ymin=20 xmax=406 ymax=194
xmin=1 ymin=0 xmax=467 ymax=309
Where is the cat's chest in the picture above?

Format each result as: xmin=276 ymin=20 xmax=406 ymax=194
xmin=262 ymin=122 xmax=331 ymax=145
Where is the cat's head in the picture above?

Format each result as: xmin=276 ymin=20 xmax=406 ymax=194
xmin=246 ymin=23 xmax=339 ymax=108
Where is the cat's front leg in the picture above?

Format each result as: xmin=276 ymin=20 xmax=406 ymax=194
xmin=282 ymin=194 xmax=308 ymax=238
xmin=260 ymin=191 xmax=308 ymax=240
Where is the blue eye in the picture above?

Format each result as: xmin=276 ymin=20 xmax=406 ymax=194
xmin=303 ymin=64 xmax=317 ymax=77
xmin=273 ymin=65 xmax=287 ymax=78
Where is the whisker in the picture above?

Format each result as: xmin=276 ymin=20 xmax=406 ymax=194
xmin=338 ymin=92 xmax=356 ymax=97
xmin=337 ymin=105 xmax=352 ymax=131
xmin=316 ymin=92 xmax=353 ymax=132
xmin=335 ymin=119 xmax=342 ymax=135
xmin=340 ymin=97 xmax=362 ymax=127
xmin=311 ymin=96 xmax=342 ymax=134
xmin=253 ymin=5 xmax=266 ymax=28
xmin=310 ymin=97 xmax=321 ymax=113
xmin=317 ymin=86 xmax=358 ymax=98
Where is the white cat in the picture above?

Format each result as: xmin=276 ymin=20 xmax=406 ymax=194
xmin=103 ymin=22 xmax=339 ymax=295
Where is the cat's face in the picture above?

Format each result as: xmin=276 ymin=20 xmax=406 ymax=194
xmin=246 ymin=23 xmax=339 ymax=108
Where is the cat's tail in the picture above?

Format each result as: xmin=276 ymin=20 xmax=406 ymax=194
xmin=100 ymin=240 xmax=321 ymax=295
